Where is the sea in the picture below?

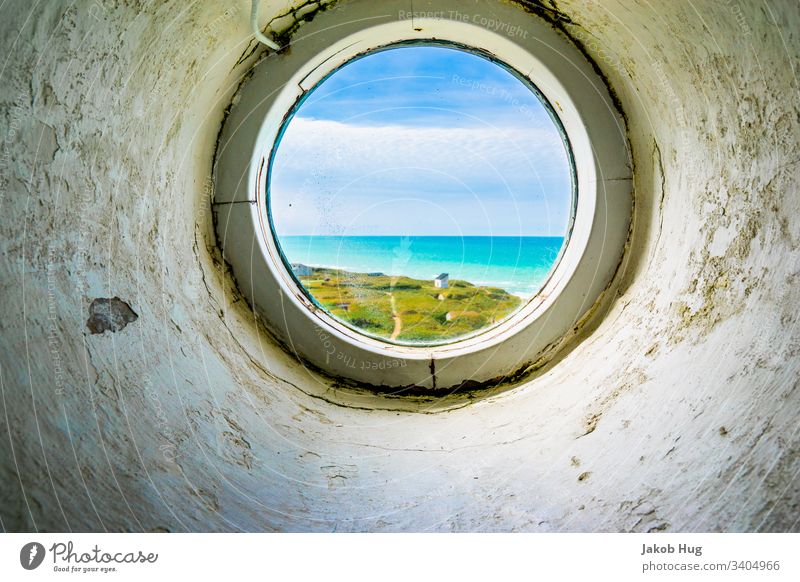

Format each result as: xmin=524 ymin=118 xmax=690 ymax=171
xmin=278 ymin=235 xmax=565 ymax=298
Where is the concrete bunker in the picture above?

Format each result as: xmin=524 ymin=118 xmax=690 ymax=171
xmin=0 ymin=0 xmax=797 ymax=532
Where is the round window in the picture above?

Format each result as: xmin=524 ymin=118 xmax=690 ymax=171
xmin=213 ymin=1 xmax=631 ymax=396
xmin=268 ymin=44 xmax=574 ymax=346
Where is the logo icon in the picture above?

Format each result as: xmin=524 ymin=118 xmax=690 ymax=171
xmin=20 ymin=542 xmax=45 ymax=570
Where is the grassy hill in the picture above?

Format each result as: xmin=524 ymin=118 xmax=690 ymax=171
xmin=297 ymin=267 xmax=522 ymax=343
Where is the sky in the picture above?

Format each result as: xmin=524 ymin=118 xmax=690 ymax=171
xmin=269 ymin=45 xmax=573 ymax=237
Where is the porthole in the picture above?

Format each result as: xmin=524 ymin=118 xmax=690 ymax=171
xmin=213 ymin=0 xmax=631 ymax=394
xmin=267 ymin=43 xmax=575 ymax=347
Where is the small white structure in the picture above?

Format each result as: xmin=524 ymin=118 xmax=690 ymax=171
xmin=434 ymin=273 xmax=449 ymax=289
xmin=291 ymin=263 xmax=312 ymax=277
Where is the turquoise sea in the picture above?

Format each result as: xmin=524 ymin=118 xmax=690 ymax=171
xmin=278 ymin=236 xmax=565 ymax=298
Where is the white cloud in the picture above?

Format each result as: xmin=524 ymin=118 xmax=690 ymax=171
xmin=270 ymin=118 xmax=572 ymax=236
xmin=275 ymin=118 xmax=566 ymax=178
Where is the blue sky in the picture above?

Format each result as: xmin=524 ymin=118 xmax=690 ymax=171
xmin=270 ymin=45 xmax=572 ymax=236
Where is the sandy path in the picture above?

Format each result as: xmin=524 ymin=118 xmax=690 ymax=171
xmin=388 ymin=293 xmax=402 ymax=340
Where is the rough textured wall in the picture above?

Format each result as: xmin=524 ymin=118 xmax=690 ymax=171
xmin=0 ymin=0 xmax=797 ymax=532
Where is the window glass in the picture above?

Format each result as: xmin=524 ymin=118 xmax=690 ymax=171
xmin=269 ymin=45 xmax=573 ymax=344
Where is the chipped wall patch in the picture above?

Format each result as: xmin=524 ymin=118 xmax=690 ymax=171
xmin=86 ymin=297 xmax=139 ymax=334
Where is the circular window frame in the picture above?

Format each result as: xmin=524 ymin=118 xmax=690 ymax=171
xmin=213 ymin=0 xmax=632 ymax=393
xmin=265 ymin=40 xmax=578 ymax=349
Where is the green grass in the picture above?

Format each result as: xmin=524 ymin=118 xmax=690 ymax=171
xmin=298 ymin=268 xmax=522 ymax=343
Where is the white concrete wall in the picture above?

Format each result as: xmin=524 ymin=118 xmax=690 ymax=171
xmin=0 ymin=0 xmax=797 ymax=532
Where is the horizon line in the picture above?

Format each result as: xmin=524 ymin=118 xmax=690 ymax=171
xmin=280 ymin=234 xmax=566 ymax=238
